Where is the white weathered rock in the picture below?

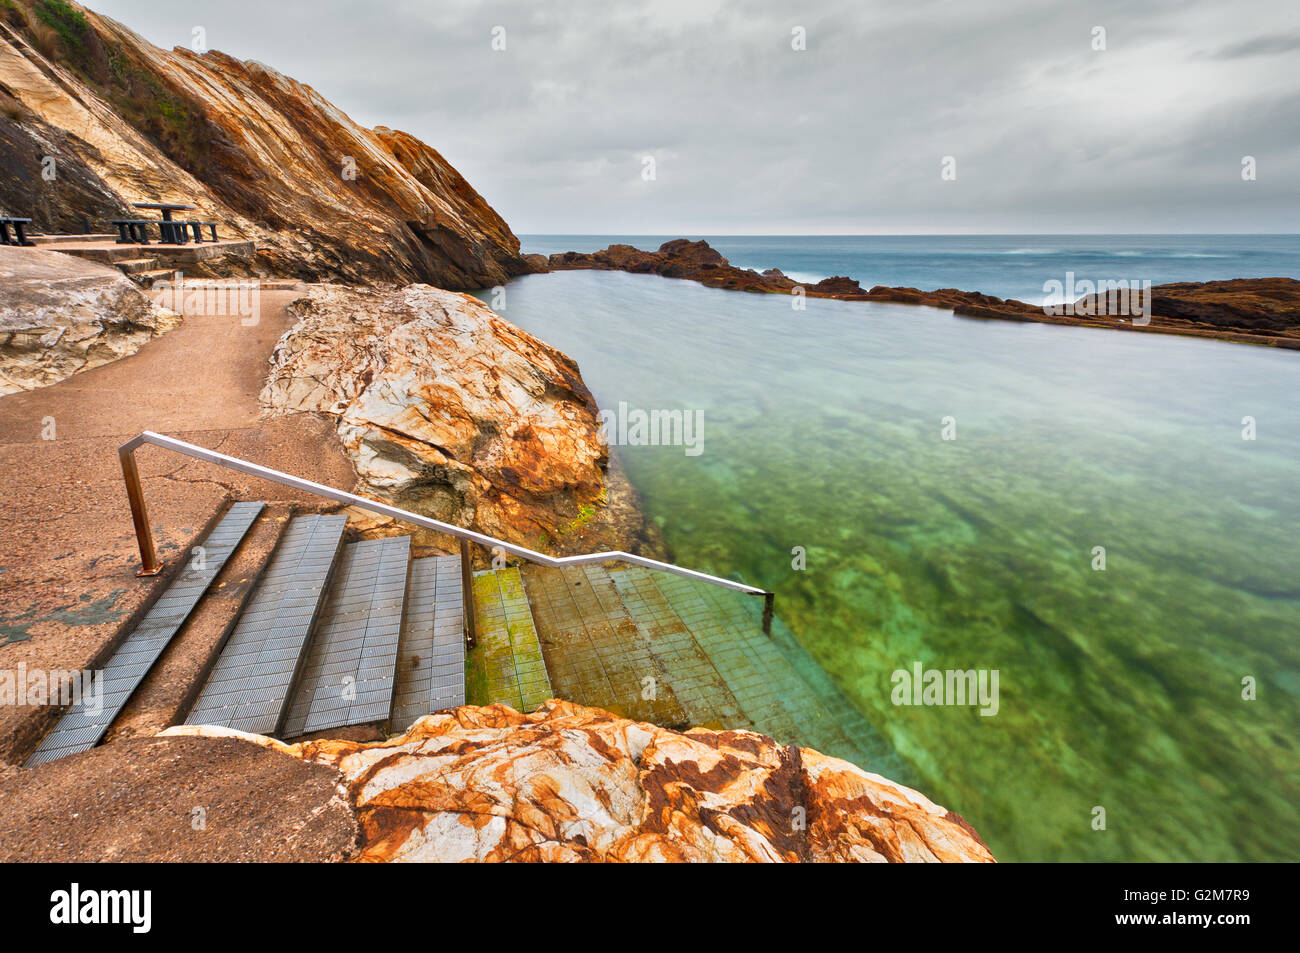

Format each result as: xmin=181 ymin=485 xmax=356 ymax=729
xmin=0 ymin=246 xmax=178 ymax=394
xmin=164 ymin=701 xmax=996 ymax=863
xmin=260 ymin=284 xmax=626 ymax=551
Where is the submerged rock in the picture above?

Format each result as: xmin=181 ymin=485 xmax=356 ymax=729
xmin=0 ymin=245 xmax=177 ymax=394
xmin=165 ymin=701 xmax=995 ymax=863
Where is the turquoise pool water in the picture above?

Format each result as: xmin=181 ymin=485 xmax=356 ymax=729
xmin=480 ymin=270 xmax=1300 ymax=862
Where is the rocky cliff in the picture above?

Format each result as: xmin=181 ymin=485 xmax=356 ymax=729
xmin=261 ymin=283 xmax=659 ymax=557
xmin=162 ymin=701 xmax=995 ymax=863
xmin=0 ymin=0 xmax=531 ymax=288
xmin=0 ymin=243 xmax=176 ymax=393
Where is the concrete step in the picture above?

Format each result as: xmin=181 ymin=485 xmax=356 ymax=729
xmin=281 ymin=536 xmax=411 ymax=738
xmin=390 ymin=555 xmax=466 ymax=732
xmin=114 ymin=257 xmax=160 ymax=275
xmin=44 ymin=239 xmax=256 ymax=267
xmin=51 ymin=245 xmax=147 ymax=264
xmin=184 ymin=514 xmax=347 ymax=735
xmin=464 ymin=567 xmax=551 ymax=712
xmin=24 ymin=502 xmax=265 ymax=766
xmin=134 ymin=269 xmax=178 ymax=287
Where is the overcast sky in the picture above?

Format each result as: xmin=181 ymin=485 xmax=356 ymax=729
xmin=85 ymin=0 xmax=1299 ymax=234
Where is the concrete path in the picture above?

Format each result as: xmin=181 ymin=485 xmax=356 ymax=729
xmin=0 ymin=735 xmax=357 ymax=861
xmin=0 ymin=286 xmax=356 ymax=763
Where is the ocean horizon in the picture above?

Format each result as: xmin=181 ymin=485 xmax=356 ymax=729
xmin=520 ymin=234 xmax=1300 ymax=305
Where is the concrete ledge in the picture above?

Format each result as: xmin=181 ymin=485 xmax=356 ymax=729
xmin=29 ymin=234 xmax=117 ymax=245
xmin=38 ymin=239 xmax=256 ymax=266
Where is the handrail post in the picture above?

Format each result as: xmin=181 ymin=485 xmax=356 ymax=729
xmin=118 ymin=444 xmax=163 ymax=577
xmin=460 ymin=538 xmax=476 ymax=649
xmin=761 ymin=592 xmax=774 ymax=636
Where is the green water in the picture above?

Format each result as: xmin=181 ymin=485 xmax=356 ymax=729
xmin=481 ymin=271 xmax=1300 ymax=862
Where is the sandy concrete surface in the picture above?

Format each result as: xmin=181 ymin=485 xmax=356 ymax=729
xmin=0 ymin=735 xmax=357 ymax=861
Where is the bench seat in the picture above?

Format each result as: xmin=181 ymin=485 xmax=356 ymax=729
xmin=110 ymin=219 xmax=158 ymax=244
xmin=0 ymin=217 xmax=34 ymax=246
xmin=181 ymin=221 xmax=221 ymax=242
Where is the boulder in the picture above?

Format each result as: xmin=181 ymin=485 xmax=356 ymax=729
xmin=812 ymin=275 xmax=866 ymax=295
xmin=0 ymin=245 xmax=177 ymax=394
xmin=261 ymin=284 xmax=651 ymax=554
xmin=550 ymin=239 xmax=799 ymax=293
xmin=164 ymin=701 xmax=996 ymax=863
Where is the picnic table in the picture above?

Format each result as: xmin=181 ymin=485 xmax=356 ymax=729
xmin=0 ymin=216 xmax=34 ymax=246
xmin=133 ymin=202 xmax=195 ymax=222
xmin=131 ymin=202 xmax=196 ymax=244
xmin=114 ymin=202 xmax=222 ymax=245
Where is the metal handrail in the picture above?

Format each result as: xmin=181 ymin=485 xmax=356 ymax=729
xmin=118 ymin=431 xmax=775 ymax=636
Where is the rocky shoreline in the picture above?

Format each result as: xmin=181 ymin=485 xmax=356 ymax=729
xmin=548 ymin=240 xmax=1300 ymax=349
xmin=156 ymin=701 xmax=994 ymax=862
xmin=0 ymin=701 xmax=995 ymax=862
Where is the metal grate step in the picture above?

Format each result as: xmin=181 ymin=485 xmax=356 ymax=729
xmin=390 ymin=555 xmax=466 ymax=732
xmin=281 ymin=536 xmax=411 ymax=737
xmin=25 ymin=502 xmax=265 ymax=766
xmin=184 ymin=514 xmax=346 ymax=735
xmin=686 ymin=577 xmax=892 ymax=770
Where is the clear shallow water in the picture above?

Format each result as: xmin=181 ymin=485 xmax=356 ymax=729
xmin=520 ymin=234 xmax=1300 ymax=305
xmin=481 ymin=268 xmax=1300 ymax=862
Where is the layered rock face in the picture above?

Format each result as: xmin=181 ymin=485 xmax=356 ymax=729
xmin=0 ymin=1 xmax=531 ymax=288
xmin=165 ymin=701 xmax=995 ymax=863
xmin=261 ymin=284 xmax=648 ymax=555
xmin=0 ymin=244 xmax=177 ymax=393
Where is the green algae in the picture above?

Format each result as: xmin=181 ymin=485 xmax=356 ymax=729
xmin=465 ymin=569 xmax=552 ymax=711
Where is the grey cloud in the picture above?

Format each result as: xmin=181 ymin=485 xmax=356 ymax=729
xmin=1206 ymin=33 xmax=1300 ymax=59
xmin=84 ymin=0 xmax=1300 ymax=233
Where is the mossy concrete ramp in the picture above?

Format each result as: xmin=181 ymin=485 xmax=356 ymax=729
xmin=464 ymin=567 xmax=552 ymax=713
xmin=522 ymin=564 xmax=889 ymax=769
